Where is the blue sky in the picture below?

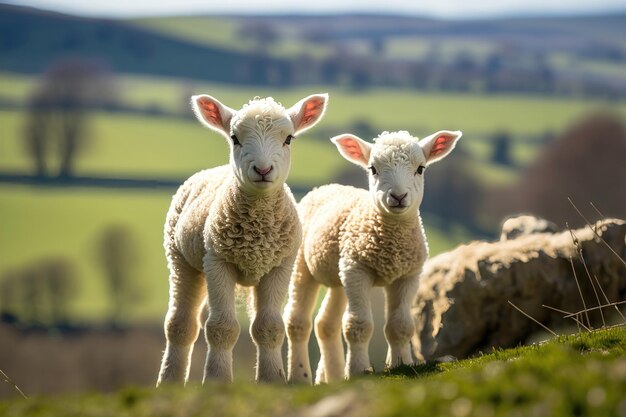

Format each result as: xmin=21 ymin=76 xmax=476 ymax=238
xmin=5 ymin=0 xmax=626 ymax=18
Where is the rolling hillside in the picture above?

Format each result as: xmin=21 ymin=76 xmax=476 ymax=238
xmin=2 ymin=4 xmax=626 ymax=94
xmin=0 ymin=4 xmax=287 ymax=84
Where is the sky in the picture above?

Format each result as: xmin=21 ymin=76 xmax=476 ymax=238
xmin=5 ymin=0 xmax=626 ymax=18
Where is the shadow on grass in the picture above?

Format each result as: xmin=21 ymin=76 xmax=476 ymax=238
xmin=383 ymin=361 xmax=448 ymax=379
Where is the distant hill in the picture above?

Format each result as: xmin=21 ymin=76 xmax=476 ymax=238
xmin=135 ymin=12 xmax=626 ymax=51
xmin=2 ymin=4 xmax=625 ymax=95
xmin=0 ymin=4 xmax=289 ymax=85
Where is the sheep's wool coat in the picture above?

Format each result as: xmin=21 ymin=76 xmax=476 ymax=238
xmin=301 ymin=184 xmax=428 ymax=287
xmin=165 ymin=165 xmax=301 ymax=284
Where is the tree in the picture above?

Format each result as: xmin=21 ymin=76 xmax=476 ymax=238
xmin=514 ymin=112 xmax=626 ymax=226
xmin=490 ymin=131 xmax=514 ymax=166
xmin=0 ymin=258 xmax=77 ymax=326
xmin=420 ymin=153 xmax=486 ymax=232
xmin=96 ymin=225 xmax=142 ymax=324
xmin=23 ymin=58 xmax=116 ymax=178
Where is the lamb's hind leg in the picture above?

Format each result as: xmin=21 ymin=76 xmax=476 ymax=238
xmin=314 ymin=286 xmax=347 ymax=384
xmin=157 ymin=254 xmax=206 ymax=386
xmin=284 ymin=250 xmax=320 ymax=384
xmin=384 ymin=275 xmax=419 ymax=369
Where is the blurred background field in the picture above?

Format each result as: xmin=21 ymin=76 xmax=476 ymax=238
xmin=1 ymin=1 xmax=625 ymax=397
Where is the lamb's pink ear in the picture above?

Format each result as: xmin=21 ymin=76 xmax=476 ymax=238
xmin=419 ymin=130 xmax=462 ymax=165
xmin=330 ymin=134 xmax=372 ymax=168
xmin=191 ymin=94 xmax=235 ymax=137
xmin=289 ymin=93 xmax=328 ymax=135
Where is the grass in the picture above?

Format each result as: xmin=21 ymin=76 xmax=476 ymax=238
xmin=0 ymin=183 xmax=470 ymax=322
xmin=4 ymin=71 xmax=625 ymax=134
xmin=0 ymin=184 xmax=171 ymax=321
xmin=131 ymin=16 xmax=246 ymax=52
xmin=0 ymin=110 xmax=346 ymax=186
xmin=1 ymin=326 xmax=624 ymax=416
xmin=131 ymin=16 xmax=333 ymax=59
xmin=4 ymin=70 xmax=626 ymax=186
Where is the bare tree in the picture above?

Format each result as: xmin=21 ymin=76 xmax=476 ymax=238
xmin=96 ymin=225 xmax=142 ymax=324
xmin=23 ymin=58 xmax=116 ymax=178
xmin=0 ymin=258 xmax=77 ymax=326
xmin=44 ymin=260 xmax=78 ymax=324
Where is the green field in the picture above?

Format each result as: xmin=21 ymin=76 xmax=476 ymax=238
xmin=4 ymin=71 xmax=625 ymax=180
xmin=2 ymin=327 xmax=625 ymax=416
xmin=0 ymin=184 xmax=471 ymax=321
xmin=3 ymin=71 xmax=626 ymax=322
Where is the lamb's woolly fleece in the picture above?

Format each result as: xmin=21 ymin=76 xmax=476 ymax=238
xmin=231 ymin=97 xmax=293 ymax=137
xmin=368 ymin=131 xmax=426 ymax=170
xmin=300 ymin=183 xmax=428 ymax=287
xmin=165 ymin=165 xmax=301 ymax=285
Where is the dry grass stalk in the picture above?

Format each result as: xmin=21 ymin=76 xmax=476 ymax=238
xmin=567 ymin=225 xmax=606 ymax=327
xmin=563 ymin=300 xmax=626 ymax=319
xmin=508 ymin=301 xmax=558 ymax=336
xmin=510 ymin=200 xmax=626 ymax=341
xmin=592 ymin=274 xmax=626 ymax=324
xmin=568 ymin=198 xmax=626 ymax=268
xmin=568 ymin=256 xmax=592 ymax=329
xmin=0 ymin=368 xmax=27 ymax=399
xmin=541 ymin=304 xmax=591 ymax=332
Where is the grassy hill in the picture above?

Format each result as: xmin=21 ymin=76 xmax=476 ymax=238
xmin=2 ymin=326 xmax=625 ymax=416
xmin=0 ymin=4 xmax=286 ymax=83
xmin=132 ymin=12 xmax=626 ymax=94
xmin=2 ymin=4 xmax=625 ymax=94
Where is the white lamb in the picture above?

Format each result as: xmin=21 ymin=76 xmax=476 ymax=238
xmin=284 ymin=129 xmax=462 ymax=383
xmin=156 ymin=93 xmax=328 ymax=385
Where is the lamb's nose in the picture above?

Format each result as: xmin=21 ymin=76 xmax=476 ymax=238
xmin=390 ymin=192 xmax=407 ymax=203
xmin=254 ymin=166 xmax=273 ymax=176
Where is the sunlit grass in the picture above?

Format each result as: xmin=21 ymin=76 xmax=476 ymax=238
xmin=0 ymin=182 xmax=471 ymax=322
xmin=2 ymin=326 xmax=624 ymax=416
xmin=0 ymin=184 xmax=171 ymax=321
xmin=0 ymin=110 xmax=346 ymax=186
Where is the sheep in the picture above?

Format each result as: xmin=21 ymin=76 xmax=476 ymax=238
xmin=156 ymin=93 xmax=328 ymax=385
xmin=500 ymin=214 xmax=558 ymax=241
xmin=284 ymin=129 xmax=462 ymax=383
xmin=412 ymin=218 xmax=626 ymax=361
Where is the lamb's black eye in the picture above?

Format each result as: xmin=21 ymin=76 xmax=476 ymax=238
xmin=230 ymin=134 xmax=241 ymax=146
xmin=416 ymin=165 xmax=426 ymax=175
xmin=284 ymin=134 xmax=294 ymax=146
xmin=369 ymin=165 xmax=378 ymax=175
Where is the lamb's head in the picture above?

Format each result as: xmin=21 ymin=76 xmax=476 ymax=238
xmin=331 ymin=130 xmax=462 ymax=217
xmin=192 ymin=93 xmax=328 ymax=194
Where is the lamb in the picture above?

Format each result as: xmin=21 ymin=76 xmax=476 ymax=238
xmin=284 ymin=129 xmax=462 ymax=383
xmin=156 ymin=93 xmax=328 ymax=385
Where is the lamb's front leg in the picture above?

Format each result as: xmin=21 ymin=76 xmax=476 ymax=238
xmin=203 ymin=254 xmax=240 ymax=383
xmin=384 ymin=275 xmax=419 ymax=368
xmin=250 ymin=260 xmax=292 ymax=383
xmin=341 ymin=266 xmax=374 ymax=379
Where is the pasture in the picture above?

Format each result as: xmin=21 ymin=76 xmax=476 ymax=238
xmin=1 ymin=326 xmax=625 ymax=416
xmin=2 ymin=71 xmax=626 ymax=322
